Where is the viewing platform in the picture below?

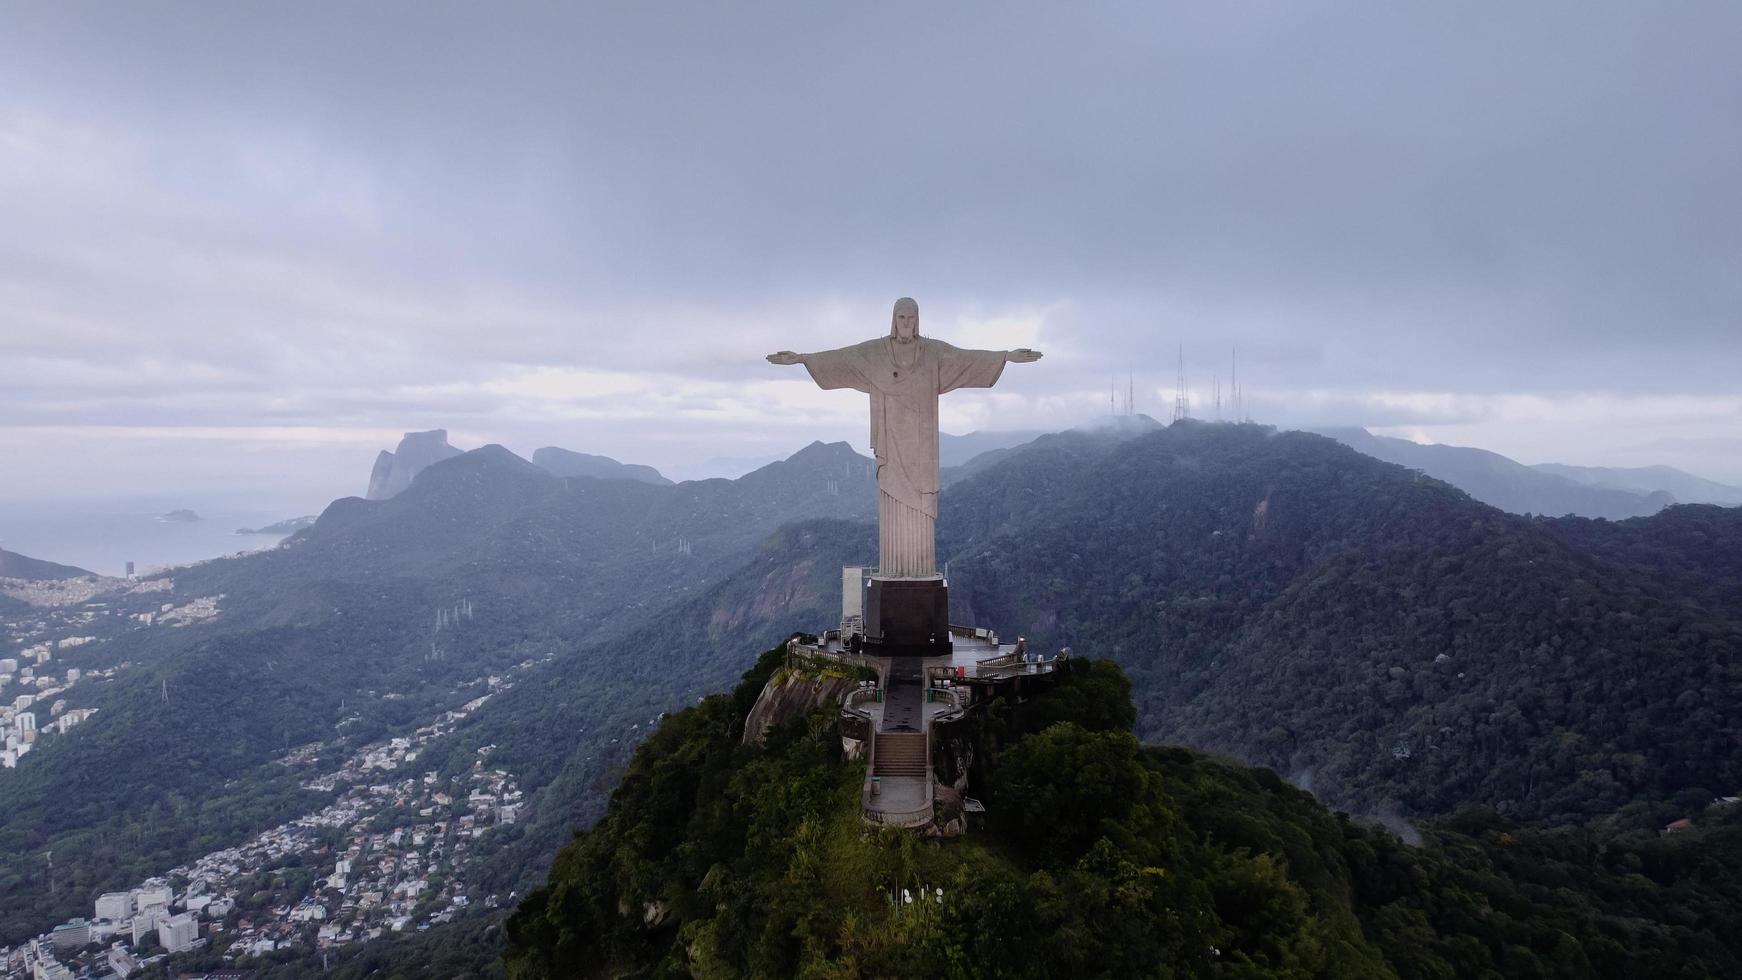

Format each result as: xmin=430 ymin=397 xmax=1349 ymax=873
xmin=794 ymin=622 xmax=1062 ymax=829
xmin=795 ymin=623 xmax=1063 ymax=684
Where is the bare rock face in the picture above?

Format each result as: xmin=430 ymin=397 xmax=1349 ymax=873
xmin=366 ymin=430 xmax=464 ymax=500
xmin=931 ymin=716 xmax=975 ymax=794
xmin=742 ymin=673 xmax=861 ymax=746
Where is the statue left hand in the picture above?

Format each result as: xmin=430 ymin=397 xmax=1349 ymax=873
xmin=766 ymin=351 xmax=803 ymax=366
xmin=1006 ymin=348 xmax=1043 ymax=363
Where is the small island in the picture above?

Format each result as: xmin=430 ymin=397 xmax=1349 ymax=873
xmin=235 ymin=515 xmax=317 ymax=535
xmin=157 ymin=509 xmax=201 ymax=523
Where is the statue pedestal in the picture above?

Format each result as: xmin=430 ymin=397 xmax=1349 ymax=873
xmin=864 ymin=576 xmax=952 ymax=657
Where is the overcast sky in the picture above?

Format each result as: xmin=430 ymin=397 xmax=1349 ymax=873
xmin=2 ymin=1 xmax=1739 ymax=508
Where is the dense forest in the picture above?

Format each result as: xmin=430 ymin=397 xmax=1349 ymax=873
xmin=943 ymin=422 xmax=1742 ymax=824
xmin=505 ymin=648 xmax=1742 ymax=978
xmin=11 ymin=423 xmax=1740 ymax=971
xmin=0 ymin=442 xmax=877 ymax=942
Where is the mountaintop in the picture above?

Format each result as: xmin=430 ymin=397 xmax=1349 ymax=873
xmin=943 ymin=420 xmax=1742 ymax=823
xmin=531 ymin=446 xmax=672 ymax=485
xmin=366 ymin=428 xmax=464 ymax=500
xmin=0 ymin=546 xmax=95 ymax=581
xmin=938 ymin=428 xmax=1049 ymax=467
xmin=505 ymin=648 xmax=1742 ymax=979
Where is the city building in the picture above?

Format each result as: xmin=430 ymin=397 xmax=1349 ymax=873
xmin=49 ymin=918 xmax=89 ymax=950
xmin=157 ymin=911 xmax=198 ymax=953
xmin=48 ymin=919 xmax=89 ymax=953
xmin=136 ymin=884 xmax=172 ymax=908
xmin=129 ymin=907 xmax=164 ymax=946
xmin=95 ymin=891 xmax=133 ymax=922
xmin=106 ymin=943 xmax=138 ymax=978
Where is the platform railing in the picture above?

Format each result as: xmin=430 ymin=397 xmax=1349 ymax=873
xmin=860 ymin=727 xmax=936 ymax=829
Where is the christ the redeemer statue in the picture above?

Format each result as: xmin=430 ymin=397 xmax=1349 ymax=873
xmin=768 ymin=297 xmax=1041 ymax=579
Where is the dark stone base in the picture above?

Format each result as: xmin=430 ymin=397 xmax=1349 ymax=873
xmin=864 ymin=576 xmax=952 ymax=657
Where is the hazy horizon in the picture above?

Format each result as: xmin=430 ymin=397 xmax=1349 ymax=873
xmin=4 ymin=3 xmax=1740 ymax=503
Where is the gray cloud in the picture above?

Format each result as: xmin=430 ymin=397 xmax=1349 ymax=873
xmin=3 ymin=1 xmax=1740 ymax=501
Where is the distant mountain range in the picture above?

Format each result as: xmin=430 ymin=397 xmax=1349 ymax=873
xmin=531 ymin=446 xmax=672 ymax=485
xmin=0 ymin=439 xmax=878 ymax=942
xmin=363 ymin=419 xmax=1739 ymax=521
xmin=365 ymin=429 xmax=675 ymax=501
xmin=946 ymin=420 xmax=1740 ymax=521
xmin=1312 ymin=427 xmax=1682 ymax=519
xmin=944 ymin=421 xmax=1742 ymax=823
xmin=0 ymin=546 xmax=95 ymax=580
xmin=8 ymin=419 xmax=1740 ymax=963
xmin=1534 ymin=462 xmax=1742 ymax=506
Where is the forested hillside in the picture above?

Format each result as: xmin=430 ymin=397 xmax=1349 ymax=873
xmin=1538 ymin=504 xmax=1742 ymax=621
xmin=0 ymin=442 xmax=877 ymax=943
xmin=0 ymin=546 xmax=95 ymax=580
xmin=942 ymin=422 xmax=1742 ymax=823
xmin=505 ymin=651 xmax=1742 ymax=979
xmin=16 ymin=421 xmax=1740 ymax=969
xmin=387 ymin=518 xmax=877 ymax=909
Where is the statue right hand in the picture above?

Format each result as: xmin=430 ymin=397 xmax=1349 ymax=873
xmin=766 ymin=351 xmax=803 ymax=365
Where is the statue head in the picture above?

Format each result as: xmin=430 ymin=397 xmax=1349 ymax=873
xmin=889 ymin=297 xmax=919 ymax=342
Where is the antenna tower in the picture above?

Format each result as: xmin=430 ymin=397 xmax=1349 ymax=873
xmin=1171 ymin=345 xmax=1190 ymax=422
xmin=1231 ymin=346 xmax=1243 ymax=423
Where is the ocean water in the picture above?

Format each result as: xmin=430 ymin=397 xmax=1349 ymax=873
xmin=0 ymin=495 xmax=324 ymax=578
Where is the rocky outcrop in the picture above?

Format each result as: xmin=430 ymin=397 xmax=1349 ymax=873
xmin=366 ymin=429 xmax=464 ymax=500
xmin=742 ymin=673 xmax=861 ymax=746
xmin=931 ymin=715 xmax=976 ymax=795
xmin=532 ymin=447 xmax=672 ymax=486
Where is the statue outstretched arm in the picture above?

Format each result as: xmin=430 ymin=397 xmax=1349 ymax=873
xmin=770 ymin=343 xmax=872 ymax=393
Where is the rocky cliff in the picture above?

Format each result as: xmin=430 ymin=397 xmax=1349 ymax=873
xmin=742 ymin=670 xmax=862 ymax=746
xmin=366 ymin=429 xmax=464 ymax=500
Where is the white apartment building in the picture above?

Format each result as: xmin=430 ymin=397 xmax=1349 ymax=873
xmin=94 ymin=891 xmax=133 ymax=922
xmin=136 ymin=884 xmax=172 ymax=908
xmin=156 ymin=911 xmax=197 ymax=953
xmin=129 ymin=907 xmax=164 ymax=946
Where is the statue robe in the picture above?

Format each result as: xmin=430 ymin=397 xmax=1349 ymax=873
xmin=802 ymin=337 xmax=1007 ymax=577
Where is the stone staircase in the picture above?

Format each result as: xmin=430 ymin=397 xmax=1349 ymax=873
xmin=872 ymin=731 xmax=928 ymax=778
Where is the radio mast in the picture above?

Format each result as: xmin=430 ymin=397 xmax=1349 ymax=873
xmin=1172 ymin=345 xmax=1190 ymax=422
